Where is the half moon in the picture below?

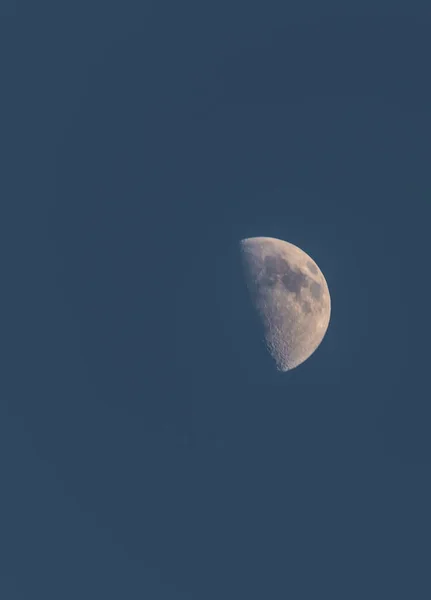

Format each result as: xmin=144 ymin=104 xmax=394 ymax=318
xmin=240 ymin=236 xmax=331 ymax=371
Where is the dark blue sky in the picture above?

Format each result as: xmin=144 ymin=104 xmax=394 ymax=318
xmin=2 ymin=2 xmax=431 ymax=598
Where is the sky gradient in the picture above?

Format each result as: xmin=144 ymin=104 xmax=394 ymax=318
xmin=2 ymin=2 xmax=431 ymax=598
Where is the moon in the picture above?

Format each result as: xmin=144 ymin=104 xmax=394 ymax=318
xmin=240 ymin=236 xmax=331 ymax=371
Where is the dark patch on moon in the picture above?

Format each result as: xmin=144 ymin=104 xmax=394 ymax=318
xmin=259 ymin=274 xmax=277 ymax=287
xmin=307 ymin=261 xmax=318 ymax=275
xmin=280 ymin=268 xmax=309 ymax=296
xmin=259 ymin=254 xmax=288 ymax=288
xmin=261 ymin=253 xmax=312 ymax=297
xmin=264 ymin=254 xmax=289 ymax=274
xmin=310 ymin=281 xmax=322 ymax=300
xmin=302 ymin=300 xmax=312 ymax=313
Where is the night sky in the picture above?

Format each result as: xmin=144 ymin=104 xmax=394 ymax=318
xmin=2 ymin=2 xmax=431 ymax=598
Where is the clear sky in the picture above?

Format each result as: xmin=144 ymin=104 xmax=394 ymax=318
xmin=2 ymin=2 xmax=431 ymax=598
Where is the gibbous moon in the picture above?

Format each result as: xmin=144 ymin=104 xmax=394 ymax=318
xmin=240 ymin=237 xmax=331 ymax=371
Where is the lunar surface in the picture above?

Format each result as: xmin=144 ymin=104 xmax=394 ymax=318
xmin=240 ymin=237 xmax=331 ymax=371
